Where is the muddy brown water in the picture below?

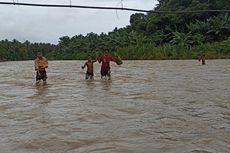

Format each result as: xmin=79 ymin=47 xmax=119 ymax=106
xmin=0 ymin=60 xmax=229 ymax=153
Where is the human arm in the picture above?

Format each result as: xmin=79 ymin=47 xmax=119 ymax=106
xmin=44 ymin=58 xmax=48 ymax=68
xmin=94 ymin=53 xmax=98 ymax=63
xmin=34 ymin=59 xmax=39 ymax=71
xmin=97 ymin=56 xmax=102 ymax=63
xmin=82 ymin=62 xmax=87 ymax=69
xmin=110 ymin=55 xmax=115 ymax=62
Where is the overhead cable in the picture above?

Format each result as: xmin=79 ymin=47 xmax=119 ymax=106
xmin=0 ymin=2 xmax=230 ymax=14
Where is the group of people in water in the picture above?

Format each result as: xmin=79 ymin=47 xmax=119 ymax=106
xmin=34 ymin=48 xmax=206 ymax=85
xmin=34 ymin=48 xmax=117 ymax=85
xmin=82 ymin=48 xmax=115 ymax=80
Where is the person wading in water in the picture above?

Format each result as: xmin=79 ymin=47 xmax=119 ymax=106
xmin=198 ymin=53 xmax=206 ymax=65
xmin=82 ymin=55 xmax=97 ymax=80
xmin=34 ymin=52 xmax=48 ymax=85
xmin=97 ymin=49 xmax=115 ymax=80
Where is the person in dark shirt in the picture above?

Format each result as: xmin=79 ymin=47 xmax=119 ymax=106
xmin=198 ymin=53 xmax=206 ymax=65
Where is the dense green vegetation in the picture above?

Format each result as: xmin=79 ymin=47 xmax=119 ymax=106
xmin=0 ymin=39 xmax=56 ymax=61
xmin=0 ymin=0 xmax=230 ymax=61
xmin=117 ymin=38 xmax=230 ymax=60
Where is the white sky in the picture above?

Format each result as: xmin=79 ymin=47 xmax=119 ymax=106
xmin=0 ymin=0 xmax=158 ymax=44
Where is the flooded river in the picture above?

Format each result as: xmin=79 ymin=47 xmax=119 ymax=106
xmin=0 ymin=60 xmax=229 ymax=153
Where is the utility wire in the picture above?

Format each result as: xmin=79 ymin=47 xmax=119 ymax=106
xmin=0 ymin=2 xmax=230 ymax=13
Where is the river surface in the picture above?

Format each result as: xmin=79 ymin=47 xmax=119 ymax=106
xmin=0 ymin=60 xmax=229 ymax=153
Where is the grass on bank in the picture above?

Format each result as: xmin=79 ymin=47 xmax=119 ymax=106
xmin=45 ymin=38 xmax=230 ymax=60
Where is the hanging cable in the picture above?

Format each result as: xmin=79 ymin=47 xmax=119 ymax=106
xmin=0 ymin=2 xmax=230 ymax=13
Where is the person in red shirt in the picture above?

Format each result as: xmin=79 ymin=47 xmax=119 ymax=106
xmin=97 ymin=49 xmax=115 ymax=80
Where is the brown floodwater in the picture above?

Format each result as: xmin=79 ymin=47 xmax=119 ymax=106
xmin=0 ymin=60 xmax=229 ymax=153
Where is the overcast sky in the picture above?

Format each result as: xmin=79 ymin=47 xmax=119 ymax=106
xmin=0 ymin=0 xmax=158 ymax=44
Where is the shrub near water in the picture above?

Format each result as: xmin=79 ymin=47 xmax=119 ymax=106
xmin=191 ymin=39 xmax=230 ymax=59
xmin=117 ymin=39 xmax=230 ymax=60
xmin=46 ymin=38 xmax=230 ymax=60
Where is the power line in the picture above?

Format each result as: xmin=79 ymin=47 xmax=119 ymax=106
xmin=0 ymin=2 xmax=230 ymax=13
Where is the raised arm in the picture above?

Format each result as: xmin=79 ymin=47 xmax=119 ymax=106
xmin=97 ymin=56 xmax=102 ymax=63
xmin=110 ymin=55 xmax=115 ymax=62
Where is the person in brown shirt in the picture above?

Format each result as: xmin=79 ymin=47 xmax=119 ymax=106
xmin=82 ymin=55 xmax=97 ymax=80
xmin=34 ymin=52 xmax=48 ymax=84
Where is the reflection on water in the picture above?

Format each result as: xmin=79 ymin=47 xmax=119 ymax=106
xmin=35 ymin=85 xmax=49 ymax=96
xmin=0 ymin=60 xmax=230 ymax=153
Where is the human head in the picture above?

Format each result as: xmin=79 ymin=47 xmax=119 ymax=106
xmin=104 ymin=48 xmax=109 ymax=56
xmin=87 ymin=55 xmax=92 ymax=61
xmin=37 ymin=52 xmax=43 ymax=59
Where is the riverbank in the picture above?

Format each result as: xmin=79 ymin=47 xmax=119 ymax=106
xmin=1 ymin=39 xmax=230 ymax=61
xmin=116 ymin=39 xmax=230 ymax=60
xmin=44 ymin=39 xmax=230 ymax=60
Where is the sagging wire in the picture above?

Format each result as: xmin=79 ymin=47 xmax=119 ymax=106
xmin=0 ymin=1 xmax=230 ymax=14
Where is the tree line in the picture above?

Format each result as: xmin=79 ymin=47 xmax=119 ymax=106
xmin=0 ymin=0 xmax=230 ymax=61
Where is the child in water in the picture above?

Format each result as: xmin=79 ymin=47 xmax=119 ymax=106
xmin=82 ymin=55 xmax=97 ymax=80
